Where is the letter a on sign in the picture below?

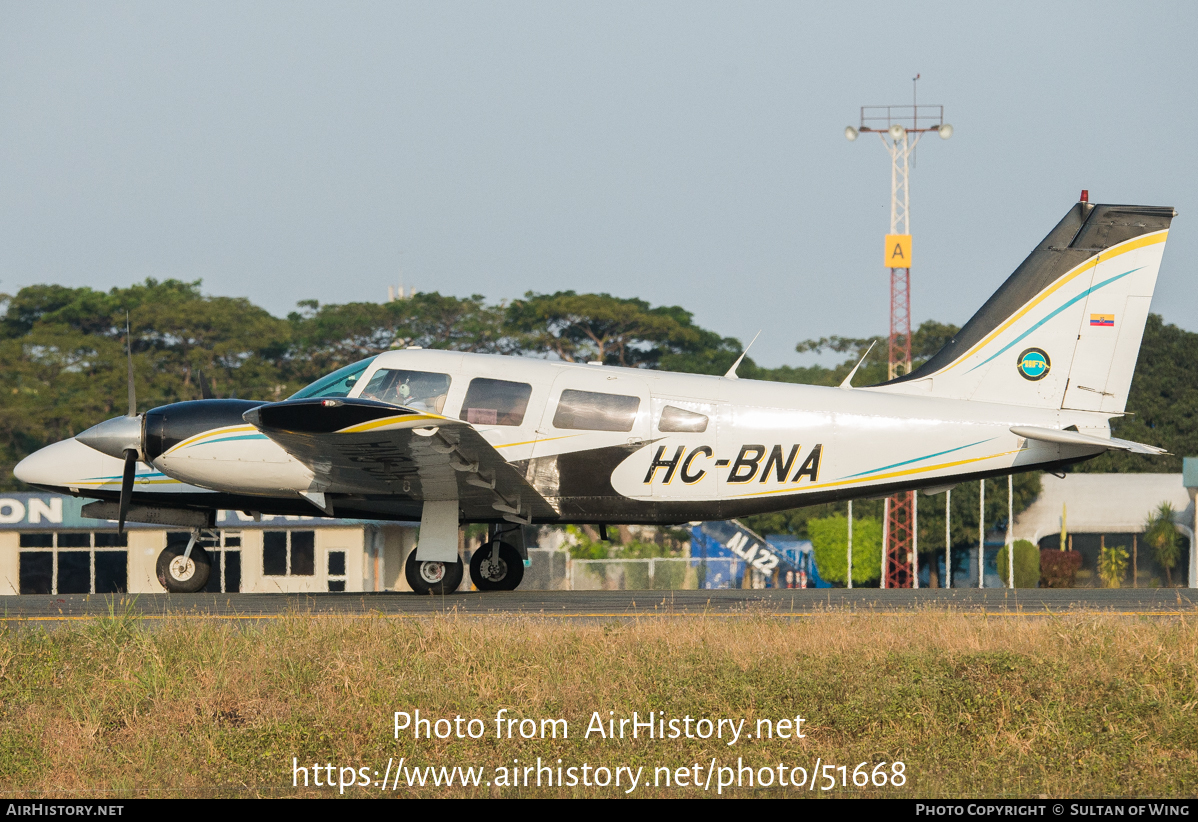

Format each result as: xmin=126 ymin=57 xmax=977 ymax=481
xmin=884 ymin=234 xmax=912 ymax=269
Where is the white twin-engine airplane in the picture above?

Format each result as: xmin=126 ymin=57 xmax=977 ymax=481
xmin=14 ymin=199 xmax=1176 ymax=594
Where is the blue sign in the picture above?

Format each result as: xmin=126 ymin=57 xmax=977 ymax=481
xmin=689 ymin=520 xmax=802 ymax=589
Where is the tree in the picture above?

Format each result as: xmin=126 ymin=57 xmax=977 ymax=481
xmin=505 ymin=291 xmax=703 ymax=367
xmin=1144 ymin=501 xmax=1182 ymax=586
xmin=807 ymin=515 xmax=882 ymax=586
xmin=286 ymin=293 xmax=512 ymax=385
xmin=792 ymin=320 xmax=963 ymax=388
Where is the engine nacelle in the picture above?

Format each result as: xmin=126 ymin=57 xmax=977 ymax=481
xmin=145 ymin=400 xmax=316 ymax=494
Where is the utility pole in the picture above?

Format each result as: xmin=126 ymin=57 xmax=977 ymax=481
xmin=846 ymin=76 xmax=952 ymax=589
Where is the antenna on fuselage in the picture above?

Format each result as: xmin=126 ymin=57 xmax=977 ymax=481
xmin=723 ymin=330 xmax=762 ymax=380
xmin=839 ymin=340 xmax=877 ymax=390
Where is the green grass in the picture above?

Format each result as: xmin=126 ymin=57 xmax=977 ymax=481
xmin=0 ymin=610 xmax=1194 ymax=797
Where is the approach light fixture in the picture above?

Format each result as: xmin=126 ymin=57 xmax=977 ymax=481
xmin=888 ymin=124 xmax=906 ymax=141
xmin=938 ymin=123 xmax=954 ymax=139
xmin=845 ymin=126 xmax=859 ymax=141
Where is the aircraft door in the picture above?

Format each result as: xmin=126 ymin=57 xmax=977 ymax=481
xmin=529 ymin=368 xmax=653 ymax=508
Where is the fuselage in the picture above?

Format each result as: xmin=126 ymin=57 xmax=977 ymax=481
xmin=16 ymin=348 xmax=1110 ymax=524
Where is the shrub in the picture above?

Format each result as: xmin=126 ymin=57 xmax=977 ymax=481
xmin=1098 ymin=542 xmax=1130 ymax=588
xmin=1144 ymin=502 xmax=1182 ymax=586
xmin=809 ymin=515 xmax=882 ymax=586
xmin=1040 ymin=549 xmax=1082 ymax=588
xmin=996 ymin=539 xmax=1040 ymax=588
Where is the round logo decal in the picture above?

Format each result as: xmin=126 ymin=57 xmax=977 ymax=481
xmin=1017 ymin=348 xmax=1051 ymax=381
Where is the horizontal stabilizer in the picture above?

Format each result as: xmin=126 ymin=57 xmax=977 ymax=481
xmin=1010 ymin=425 xmax=1168 ymax=455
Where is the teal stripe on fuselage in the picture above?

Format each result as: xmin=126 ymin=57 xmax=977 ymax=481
xmin=839 ymin=438 xmax=994 ymax=480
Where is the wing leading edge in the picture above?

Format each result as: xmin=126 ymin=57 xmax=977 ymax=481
xmin=243 ymin=397 xmax=559 ymax=524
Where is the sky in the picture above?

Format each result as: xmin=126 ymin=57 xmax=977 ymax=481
xmin=1 ymin=1 xmax=1195 ymax=367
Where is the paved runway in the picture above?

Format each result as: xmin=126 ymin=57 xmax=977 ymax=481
xmin=1 ymin=587 xmax=1195 ymax=621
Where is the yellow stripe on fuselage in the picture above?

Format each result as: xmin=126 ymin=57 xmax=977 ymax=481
xmin=731 ymin=447 xmax=1026 ymax=499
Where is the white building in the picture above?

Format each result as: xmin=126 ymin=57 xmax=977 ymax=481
xmin=0 ymin=492 xmax=418 ymax=595
xmin=1013 ymin=472 xmax=1196 ymax=588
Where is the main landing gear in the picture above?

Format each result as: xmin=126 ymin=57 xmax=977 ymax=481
xmin=469 ymin=540 xmax=524 ymax=591
xmin=405 ymin=550 xmax=463 ymax=595
xmin=156 ymin=529 xmax=213 ymax=593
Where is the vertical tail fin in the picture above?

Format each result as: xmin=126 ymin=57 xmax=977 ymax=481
xmin=878 ymin=200 xmax=1175 ymax=413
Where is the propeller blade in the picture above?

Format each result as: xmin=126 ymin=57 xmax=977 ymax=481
xmin=198 ymin=369 xmax=214 ymax=400
xmin=117 ymin=448 xmax=137 ymax=535
xmin=125 ymin=313 xmax=136 ymax=417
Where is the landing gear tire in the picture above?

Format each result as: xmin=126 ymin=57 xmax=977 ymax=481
xmin=405 ymin=550 xmax=463 ymax=595
xmin=469 ymin=541 xmax=524 ymax=591
xmin=156 ymin=544 xmax=211 ymax=593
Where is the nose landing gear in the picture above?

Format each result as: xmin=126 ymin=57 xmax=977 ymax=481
xmin=156 ymin=529 xmax=213 ymax=592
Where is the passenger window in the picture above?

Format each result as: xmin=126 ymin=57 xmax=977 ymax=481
xmin=358 ymin=369 xmax=451 ymax=413
xmin=460 ymin=378 xmax=533 ymax=426
xmin=553 ymin=390 xmax=640 ymax=432
xmin=658 ymin=405 xmax=708 ymax=433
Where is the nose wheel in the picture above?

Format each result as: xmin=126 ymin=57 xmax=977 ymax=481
xmin=404 ymin=550 xmax=463 ymax=595
xmin=156 ymin=530 xmax=212 ymax=593
xmin=469 ymin=541 xmax=524 ymax=591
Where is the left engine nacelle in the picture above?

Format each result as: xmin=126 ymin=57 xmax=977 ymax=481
xmin=145 ymin=400 xmax=316 ymax=494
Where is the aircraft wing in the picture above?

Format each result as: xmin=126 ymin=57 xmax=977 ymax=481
xmin=1010 ymin=426 xmax=1168 ymax=456
xmin=243 ymin=398 xmax=558 ymax=523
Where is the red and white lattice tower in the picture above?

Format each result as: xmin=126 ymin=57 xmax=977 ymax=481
xmin=847 ymin=83 xmax=951 ymax=588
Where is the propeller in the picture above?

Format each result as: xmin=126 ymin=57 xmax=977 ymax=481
xmin=197 ymin=369 xmax=214 ymax=400
xmin=126 ymin=314 xmax=136 ymax=417
xmin=75 ymin=312 xmax=146 ymax=534
xmin=118 ymin=314 xmax=137 ymax=534
xmin=118 ymin=448 xmax=137 ymax=534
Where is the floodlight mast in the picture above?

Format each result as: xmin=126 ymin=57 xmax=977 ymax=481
xmin=845 ymin=80 xmax=952 ymax=589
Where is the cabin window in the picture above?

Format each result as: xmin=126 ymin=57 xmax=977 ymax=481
xmin=460 ymin=378 xmax=533 ymax=426
xmin=358 ymin=369 xmax=451 ymax=413
xmin=658 ymin=405 xmax=709 ymax=433
xmin=553 ymin=390 xmax=641 ymax=432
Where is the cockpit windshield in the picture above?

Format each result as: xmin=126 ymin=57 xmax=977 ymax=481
xmin=288 ymin=357 xmax=378 ymax=400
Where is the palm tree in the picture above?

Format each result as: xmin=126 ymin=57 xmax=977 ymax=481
xmin=1144 ymin=502 xmax=1182 ymax=587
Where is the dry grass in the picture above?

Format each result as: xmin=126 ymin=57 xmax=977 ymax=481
xmin=0 ymin=607 xmax=1195 ymax=797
